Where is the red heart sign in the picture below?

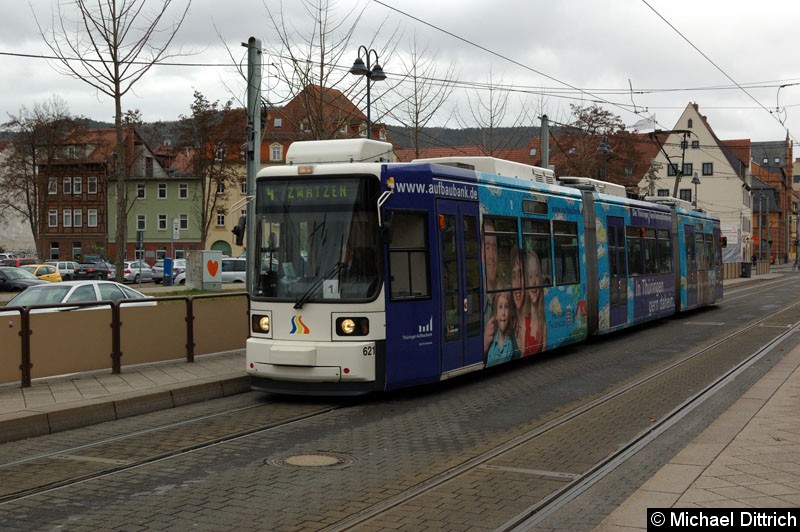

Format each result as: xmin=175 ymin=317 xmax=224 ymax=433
xmin=207 ymin=259 xmax=219 ymax=277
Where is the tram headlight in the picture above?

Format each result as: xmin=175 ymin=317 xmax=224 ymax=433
xmin=252 ymin=313 xmax=271 ymax=334
xmin=336 ymin=317 xmax=369 ymax=336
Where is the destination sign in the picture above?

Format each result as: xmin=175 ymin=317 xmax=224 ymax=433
xmin=261 ymin=182 xmax=356 ymax=203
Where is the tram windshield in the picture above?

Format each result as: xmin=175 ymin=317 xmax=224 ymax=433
xmin=253 ymin=175 xmax=382 ymax=304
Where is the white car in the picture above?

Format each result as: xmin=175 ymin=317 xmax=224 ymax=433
xmin=122 ymin=261 xmax=153 ymax=283
xmin=4 ymin=280 xmax=155 ymax=311
xmin=221 ymin=258 xmax=246 ymax=283
xmin=45 ymin=260 xmax=80 ymax=281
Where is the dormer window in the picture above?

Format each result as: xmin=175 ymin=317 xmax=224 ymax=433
xmin=359 ymin=122 xmax=367 ymax=137
xmin=301 ymin=120 xmax=311 ymax=133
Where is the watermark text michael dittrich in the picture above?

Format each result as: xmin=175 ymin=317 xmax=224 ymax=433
xmin=648 ymin=509 xmax=798 ymax=529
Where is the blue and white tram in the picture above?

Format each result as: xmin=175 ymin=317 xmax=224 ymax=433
xmin=246 ymin=139 xmax=723 ymax=395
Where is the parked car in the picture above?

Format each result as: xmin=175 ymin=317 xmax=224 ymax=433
xmin=45 ymin=260 xmax=79 ymax=281
xmin=221 ymin=257 xmax=247 ymax=283
xmin=0 ymin=267 xmax=49 ymax=292
xmin=122 ymin=260 xmax=153 ymax=283
xmin=21 ymin=264 xmax=62 ymax=282
xmin=74 ymin=262 xmax=115 ymax=280
xmin=1 ymin=257 xmax=38 ymax=268
xmin=5 ymin=280 xmax=154 ymax=310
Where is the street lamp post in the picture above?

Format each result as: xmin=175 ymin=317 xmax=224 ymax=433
xmin=350 ymin=46 xmax=386 ymax=138
xmin=597 ymin=137 xmax=613 ymax=179
xmin=691 ymin=171 xmax=701 ymax=208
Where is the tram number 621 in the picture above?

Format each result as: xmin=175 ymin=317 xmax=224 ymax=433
xmin=363 ymin=345 xmax=375 ymax=357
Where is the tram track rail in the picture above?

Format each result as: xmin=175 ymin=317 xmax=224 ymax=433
xmin=322 ymin=296 xmax=800 ymax=531
xmin=0 ymin=399 xmax=347 ymax=504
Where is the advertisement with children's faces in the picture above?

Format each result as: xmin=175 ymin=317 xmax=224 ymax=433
xmin=479 ymin=187 xmax=587 ymax=367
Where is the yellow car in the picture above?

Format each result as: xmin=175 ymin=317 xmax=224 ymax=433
xmin=21 ymin=264 xmax=62 ymax=282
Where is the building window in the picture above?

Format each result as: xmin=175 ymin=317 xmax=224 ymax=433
xmin=88 ymin=176 xmax=98 ymax=194
xmin=158 ymin=214 xmax=167 ymax=230
xmin=691 ymin=140 xmax=700 ymax=149
xmin=657 ymin=189 xmax=669 ymax=197
xmin=63 ymin=209 xmax=72 ymax=227
xmin=763 ymin=157 xmax=769 ymax=164
xmin=682 ymin=163 xmax=693 ymax=176
xmin=73 ymin=176 xmax=82 ymax=195
xmin=137 ymin=183 xmax=146 ymax=199
xmin=702 ymin=162 xmax=713 ymax=176
xmin=179 ymin=183 xmax=188 ymax=199
xmin=216 ymin=210 xmax=225 ymax=227
xmin=216 ymin=181 xmax=225 ymax=195
xmin=274 ymin=117 xmax=282 ymax=128
xmin=775 ymin=157 xmax=781 ymax=164
xmin=48 ymin=177 xmax=57 ymax=194
xmin=179 ymin=213 xmax=188 ymax=230
xmin=73 ymin=209 xmax=82 ymax=227
xmin=339 ymin=122 xmax=347 ymax=134
xmin=270 ymin=143 xmax=282 ymax=161
xmin=687 ymin=119 xmax=693 ymax=128
xmin=240 ymin=180 xmax=246 ymax=194
xmin=158 ymin=183 xmax=167 ymax=199
xmin=359 ymin=122 xmax=367 ymax=137
xmin=175 ymin=247 xmax=186 ymax=259
xmin=680 ymin=140 xmax=688 ymax=149
xmin=50 ymin=242 xmax=59 ymax=260
xmin=667 ymin=164 xmax=678 ymax=176
xmin=145 ymin=157 xmax=153 ymax=177
xmin=49 ymin=209 xmax=58 ymax=227
xmin=301 ymin=120 xmax=311 ymax=132
xmin=72 ymin=242 xmax=81 ymax=260
xmin=88 ymin=209 xmax=98 ymax=227
xmin=137 ymin=214 xmax=146 ymax=231
xmin=156 ymin=247 xmax=166 ymax=260
xmin=679 ymin=189 xmax=692 ymax=203
xmin=63 ymin=176 xmax=72 ymax=194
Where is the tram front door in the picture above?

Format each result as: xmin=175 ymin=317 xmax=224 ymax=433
xmin=436 ymin=200 xmax=483 ymax=372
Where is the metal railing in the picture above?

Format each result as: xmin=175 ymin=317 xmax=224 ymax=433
xmin=0 ymin=292 xmax=249 ymax=387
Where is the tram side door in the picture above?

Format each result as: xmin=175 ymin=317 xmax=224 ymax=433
xmin=608 ymin=216 xmax=627 ymax=328
xmin=437 ymin=200 xmax=483 ymax=372
xmin=685 ymin=225 xmax=698 ymax=307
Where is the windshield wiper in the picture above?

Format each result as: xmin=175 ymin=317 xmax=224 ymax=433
xmin=293 ymin=261 xmax=343 ymax=309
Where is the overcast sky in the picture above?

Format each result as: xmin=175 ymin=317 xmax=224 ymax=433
xmin=1 ymin=0 xmax=798 ymax=145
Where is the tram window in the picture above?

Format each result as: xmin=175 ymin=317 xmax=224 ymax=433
xmin=389 ymin=212 xmax=430 ymax=300
xmin=700 ymin=233 xmax=714 ymax=270
xmin=553 ymin=221 xmax=579 ymax=285
xmin=626 ymin=226 xmax=644 ymax=275
xmin=522 ymin=219 xmax=552 ymax=286
xmin=695 ymin=233 xmax=708 ymax=270
xmin=657 ymin=230 xmax=672 ymax=273
xmin=643 ymin=228 xmax=657 ymax=274
xmin=484 ymin=217 xmax=518 ymax=290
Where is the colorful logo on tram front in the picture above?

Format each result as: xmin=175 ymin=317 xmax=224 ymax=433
xmin=290 ymin=316 xmax=310 ymax=334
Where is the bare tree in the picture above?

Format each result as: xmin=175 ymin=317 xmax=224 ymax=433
xmin=258 ymin=0 xmax=397 ymax=139
xmin=35 ymin=0 xmax=190 ymax=278
xmin=177 ymin=91 xmax=246 ymax=248
xmin=456 ymin=69 xmax=533 ymax=156
xmin=0 ymin=96 xmax=77 ymax=258
xmin=389 ymin=34 xmax=458 ymax=158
